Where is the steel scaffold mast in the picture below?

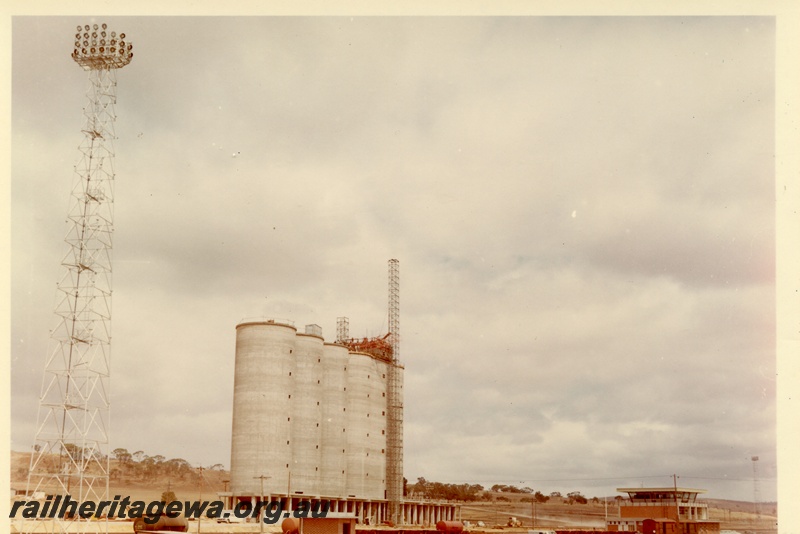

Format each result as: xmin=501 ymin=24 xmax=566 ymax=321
xmin=22 ymin=23 xmax=133 ymax=534
xmin=386 ymin=259 xmax=404 ymax=524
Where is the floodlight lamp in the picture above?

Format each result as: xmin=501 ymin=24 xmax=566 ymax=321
xmin=111 ymin=31 xmax=116 ymax=37
xmin=84 ymin=25 xmax=89 ymax=31
xmin=77 ymin=25 xmax=82 ymax=31
xmin=120 ymin=33 xmax=125 ymax=39
xmin=127 ymin=44 xmax=132 ymax=50
xmin=102 ymin=23 xmax=107 ymax=29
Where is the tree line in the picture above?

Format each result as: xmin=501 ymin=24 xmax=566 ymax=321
xmin=407 ymin=478 xmax=610 ymax=505
xmin=109 ymin=448 xmax=224 ymax=483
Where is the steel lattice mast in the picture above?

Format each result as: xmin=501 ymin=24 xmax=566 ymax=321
xmin=386 ymin=259 xmax=404 ymax=524
xmin=23 ymin=23 xmax=133 ymax=533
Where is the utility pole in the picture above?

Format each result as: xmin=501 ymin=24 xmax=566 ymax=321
xmin=673 ymin=474 xmax=681 ymax=531
xmin=198 ymin=466 xmax=204 ymax=534
xmin=751 ymin=456 xmax=760 ymax=520
xmin=254 ymin=475 xmax=272 ymax=534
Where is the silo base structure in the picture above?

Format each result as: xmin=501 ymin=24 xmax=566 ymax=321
xmin=226 ymin=318 xmax=457 ymax=526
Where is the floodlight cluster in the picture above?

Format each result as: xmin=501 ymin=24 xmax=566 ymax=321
xmin=71 ymin=23 xmax=133 ymax=70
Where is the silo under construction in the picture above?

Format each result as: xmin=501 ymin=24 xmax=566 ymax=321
xmin=226 ymin=262 xmax=458 ymax=525
xmin=229 ymin=321 xmax=395 ymax=503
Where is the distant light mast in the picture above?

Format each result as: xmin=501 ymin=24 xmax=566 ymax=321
xmin=23 ymin=23 xmax=133 ymax=534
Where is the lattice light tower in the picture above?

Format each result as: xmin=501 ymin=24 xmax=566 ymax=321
xmin=23 ymin=23 xmax=133 ymax=532
xmin=386 ymin=259 xmax=404 ymax=524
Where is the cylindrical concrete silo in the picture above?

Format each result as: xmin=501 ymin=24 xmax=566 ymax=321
xmin=230 ymin=321 xmax=296 ymax=497
xmin=344 ymin=351 xmax=389 ymax=500
xmin=290 ymin=331 xmax=324 ymax=496
xmin=320 ymin=343 xmax=348 ymax=498
xmin=345 ymin=351 xmax=374 ymax=498
xmin=369 ymin=357 xmax=389 ymax=497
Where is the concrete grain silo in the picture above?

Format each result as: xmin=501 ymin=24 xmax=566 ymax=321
xmin=230 ymin=320 xmax=296 ymax=497
xmin=345 ymin=351 xmax=373 ymax=498
xmin=290 ymin=327 xmax=324 ymax=496
xmin=227 ymin=317 xmax=457 ymax=525
xmin=370 ymin=357 xmax=389 ymax=496
xmin=320 ymin=342 xmax=348 ymax=497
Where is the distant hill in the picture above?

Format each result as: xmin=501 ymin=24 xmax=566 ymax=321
xmin=10 ymin=449 xmax=229 ymax=502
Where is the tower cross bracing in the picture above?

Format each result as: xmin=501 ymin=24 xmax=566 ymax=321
xmin=22 ymin=23 xmax=133 ymax=534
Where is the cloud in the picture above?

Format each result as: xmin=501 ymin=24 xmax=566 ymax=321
xmin=10 ymin=16 xmax=777 ymax=501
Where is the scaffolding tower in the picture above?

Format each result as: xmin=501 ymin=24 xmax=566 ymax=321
xmin=386 ymin=258 xmax=404 ymax=524
xmin=336 ymin=316 xmax=350 ymax=343
xmin=22 ymin=23 xmax=133 ymax=533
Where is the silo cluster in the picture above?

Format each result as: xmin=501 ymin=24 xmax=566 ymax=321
xmin=230 ymin=320 xmax=395 ymax=501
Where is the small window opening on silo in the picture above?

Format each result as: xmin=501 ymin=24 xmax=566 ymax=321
xmin=317 ymin=401 xmax=320 ymax=405
xmin=382 ymin=449 xmax=385 ymax=453
xmin=287 ymin=440 xmax=290 ymax=445
xmin=381 ymin=430 xmax=385 ymax=435
xmin=382 ymin=411 xmax=385 ymax=415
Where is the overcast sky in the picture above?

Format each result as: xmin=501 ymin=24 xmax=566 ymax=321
xmin=9 ymin=15 xmax=782 ymax=502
